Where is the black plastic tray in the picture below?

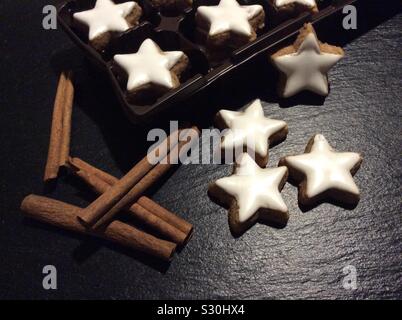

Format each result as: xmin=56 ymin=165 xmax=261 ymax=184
xmin=58 ymin=0 xmax=358 ymax=123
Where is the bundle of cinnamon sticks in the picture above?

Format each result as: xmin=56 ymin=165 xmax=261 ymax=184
xmin=21 ymin=71 xmax=199 ymax=262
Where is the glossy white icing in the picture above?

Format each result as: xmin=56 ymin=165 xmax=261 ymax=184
xmin=215 ymin=153 xmax=288 ymax=222
xmin=73 ymin=0 xmax=137 ymax=41
xmin=113 ymin=39 xmax=184 ymax=91
xmin=285 ymin=134 xmax=361 ymax=198
xmin=218 ymin=99 xmax=287 ymax=161
xmin=197 ymin=0 xmax=263 ymax=37
xmin=275 ymin=0 xmax=317 ymax=8
xmin=272 ymin=32 xmax=343 ymax=97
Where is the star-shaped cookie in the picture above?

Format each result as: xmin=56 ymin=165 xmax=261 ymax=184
xmin=113 ymin=38 xmax=187 ymax=92
xmin=197 ymin=0 xmax=264 ymax=37
xmin=215 ymin=99 xmax=288 ymax=167
xmin=270 ymin=0 xmax=318 ymax=15
xmin=209 ymin=153 xmax=289 ymax=235
xmin=73 ymin=0 xmax=140 ymax=41
xmin=271 ymin=23 xmax=344 ymax=98
xmin=279 ymin=134 xmax=363 ymax=207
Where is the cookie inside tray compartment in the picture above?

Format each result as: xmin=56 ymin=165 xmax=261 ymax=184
xmin=104 ymin=23 xmax=209 ymax=106
xmin=178 ymin=0 xmax=271 ymax=65
xmin=58 ymin=0 xmax=345 ymax=121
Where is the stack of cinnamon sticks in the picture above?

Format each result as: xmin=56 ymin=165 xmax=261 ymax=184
xmin=21 ymin=71 xmax=199 ymax=262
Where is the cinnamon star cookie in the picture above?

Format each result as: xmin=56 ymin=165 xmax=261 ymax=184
xmin=269 ymin=0 xmax=319 ymax=16
xmin=271 ymin=23 xmax=344 ymax=98
xmin=196 ymin=0 xmax=265 ymax=50
xmin=113 ymin=38 xmax=188 ymax=103
xmin=209 ymin=153 xmax=289 ymax=235
xmin=279 ymin=134 xmax=363 ymax=207
xmin=73 ymin=0 xmax=142 ymax=51
xmin=215 ymin=99 xmax=288 ymax=167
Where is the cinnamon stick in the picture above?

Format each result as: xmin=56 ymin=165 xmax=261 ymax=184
xmin=21 ymin=195 xmax=176 ymax=261
xmin=69 ymin=157 xmax=193 ymax=237
xmin=78 ymin=129 xmax=180 ymax=226
xmin=69 ymin=157 xmax=117 ymax=185
xmin=44 ymin=72 xmax=66 ymax=181
xmin=137 ymin=197 xmax=193 ymax=238
xmin=59 ymin=71 xmax=74 ymax=167
xmin=43 ymin=71 xmax=74 ymax=181
xmin=90 ymin=127 xmax=200 ymax=229
xmin=73 ymin=169 xmax=189 ymax=246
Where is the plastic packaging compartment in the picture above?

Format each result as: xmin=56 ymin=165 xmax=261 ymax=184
xmin=58 ymin=0 xmax=358 ymax=123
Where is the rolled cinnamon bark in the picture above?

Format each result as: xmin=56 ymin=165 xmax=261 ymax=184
xmin=74 ymin=169 xmax=190 ymax=246
xmin=79 ymin=129 xmax=180 ymax=226
xmin=69 ymin=157 xmax=193 ymax=238
xmin=44 ymin=72 xmax=66 ymax=181
xmin=69 ymin=157 xmax=117 ymax=186
xmin=20 ymin=195 xmax=176 ymax=261
xmin=59 ymin=72 xmax=74 ymax=167
xmin=90 ymin=127 xmax=200 ymax=229
xmin=137 ymin=197 xmax=193 ymax=239
xmin=44 ymin=71 xmax=74 ymax=181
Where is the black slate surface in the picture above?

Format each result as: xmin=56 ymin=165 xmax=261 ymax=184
xmin=0 ymin=0 xmax=401 ymax=299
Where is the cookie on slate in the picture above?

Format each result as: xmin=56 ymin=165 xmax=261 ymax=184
xmin=73 ymin=0 xmax=142 ymax=51
xmin=279 ymin=134 xmax=363 ymax=207
xmin=196 ymin=0 xmax=265 ymax=56
xmin=270 ymin=23 xmax=344 ymax=98
xmin=215 ymin=99 xmax=288 ymax=167
xmin=113 ymin=38 xmax=189 ymax=103
xmin=148 ymin=0 xmax=192 ymax=13
xmin=209 ymin=153 xmax=289 ymax=236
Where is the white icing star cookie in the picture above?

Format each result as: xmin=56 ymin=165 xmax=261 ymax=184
xmin=209 ymin=153 xmax=289 ymax=235
xmin=279 ymin=134 xmax=363 ymax=207
xmin=113 ymin=39 xmax=186 ymax=91
xmin=274 ymin=0 xmax=317 ymax=9
xmin=271 ymin=23 xmax=344 ymax=98
xmin=196 ymin=0 xmax=264 ymax=37
xmin=270 ymin=0 xmax=318 ymax=15
xmin=73 ymin=0 xmax=139 ymax=41
xmin=215 ymin=99 xmax=288 ymax=167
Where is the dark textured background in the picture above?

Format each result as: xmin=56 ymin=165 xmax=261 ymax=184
xmin=1 ymin=0 xmax=401 ymax=299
